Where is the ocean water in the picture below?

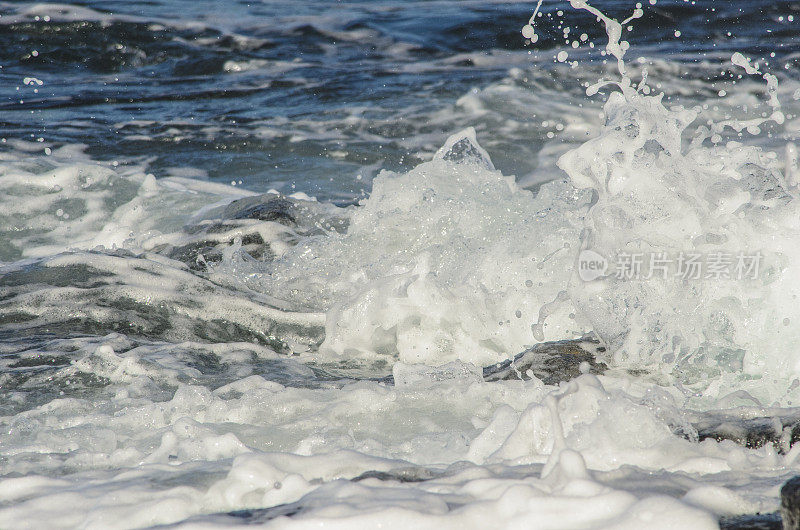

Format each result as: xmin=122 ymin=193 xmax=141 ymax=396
xmin=1 ymin=0 xmax=800 ymax=528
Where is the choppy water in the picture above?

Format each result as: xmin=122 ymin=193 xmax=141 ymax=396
xmin=2 ymin=1 xmax=800 ymax=528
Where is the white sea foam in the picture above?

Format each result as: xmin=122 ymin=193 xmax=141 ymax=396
xmin=551 ymin=17 xmax=800 ymax=408
xmin=259 ymin=127 xmax=591 ymax=366
xmin=1 ymin=334 xmax=790 ymax=528
xmin=3 ymin=0 xmax=800 ymax=528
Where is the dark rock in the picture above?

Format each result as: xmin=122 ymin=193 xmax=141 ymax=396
xmin=223 ymin=195 xmax=297 ymax=225
xmin=225 ymin=502 xmax=305 ymax=523
xmin=352 ymin=466 xmax=442 ymax=483
xmin=692 ymin=415 xmax=800 ymax=453
xmin=481 ymin=342 xmax=800 ymax=459
xmin=696 ymin=418 xmax=784 ymax=450
xmin=482 ymin=338 xmax=607 ymax=385
xmin=719 ymin=513 xmax=781 ymax=530
xmin=155 ymin=501 xmax=306 ymax=527
xmin=782 ymin=477 xmax=800 ymax=530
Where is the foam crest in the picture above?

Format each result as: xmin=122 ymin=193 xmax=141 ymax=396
xmin=547 ymin=2 xmax=800 ymax=404
xmin=262 ymin=129 xmax=592 ymax=366
xmin=0 ymin=150 xmax=257 ymax=261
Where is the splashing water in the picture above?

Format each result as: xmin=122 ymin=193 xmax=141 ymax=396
xmin=252 ymin=0 xmax=800 ymax=406
xmin=256 ymin=127 xmax=590 ymax=367
xmin=538 ymin=1 xmax=800 ymax=406
xmin=3 ymin=1 xmax=800 ymax=528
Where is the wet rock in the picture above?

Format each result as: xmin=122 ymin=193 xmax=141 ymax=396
xmin=719 ymin=513 xmax=781 ymax=530
xmin=158 ymin=501 xmax=306 ymax=527
xmin=162 ymin=231 xmax=270 ymax=271
xmin=482 ymin=338 xmax=607 ymax=385
xmin=223 ymin=195 xmax=297 ymax=225
xmin=692 ymin=414 xmax=800 ymax=453
xmin=481 ymin=342 xmax=800 ymax=459
xmin=782 ymin=477 xmax=800 ymax=530
xmin=696 ymin=417 xmax=784 ymax=449
xmin=148 ymin=193 xmax=353 ymax=270
xmin=225 ymin=502 xmax=305 ymax=523
xmin=352 ymin=466 xmax=442 ymax=483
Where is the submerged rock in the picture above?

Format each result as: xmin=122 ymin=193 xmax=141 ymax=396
xmin=155 ymin=193 xmax=349 ymax=270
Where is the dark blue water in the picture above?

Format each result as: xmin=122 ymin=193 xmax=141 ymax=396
xmin=1 ymin=0 xmax=797 ymax=201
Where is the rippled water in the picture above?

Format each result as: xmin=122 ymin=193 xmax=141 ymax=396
xmin=2 ymin=1 xmax=800 ymax=528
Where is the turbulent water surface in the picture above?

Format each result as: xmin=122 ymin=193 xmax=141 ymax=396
xmin=2 ymin=0 xmax=800 ymax=528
